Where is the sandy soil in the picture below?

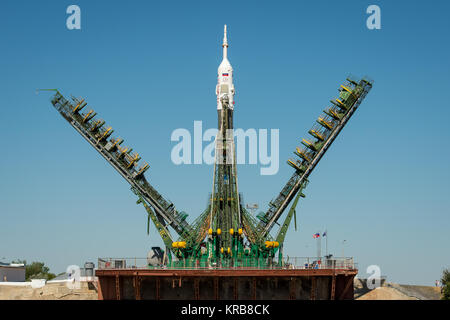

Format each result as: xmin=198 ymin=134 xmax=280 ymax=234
xmin=0 ymin=282 xmax=98 ymax=300
xmin=357 ymin=286 xmax=417 ymax=300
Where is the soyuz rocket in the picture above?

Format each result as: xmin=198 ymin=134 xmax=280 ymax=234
xmin=210 ymin=25 xmax=241 ymax=248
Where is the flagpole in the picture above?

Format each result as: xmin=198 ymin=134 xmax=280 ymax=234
xmin=316 ymin=234 xmax=319 ymax=260
xmin=326 ymin=229 xmax=328 ymax=257
xmin=319 ymin=235 xmax=321 ymax=260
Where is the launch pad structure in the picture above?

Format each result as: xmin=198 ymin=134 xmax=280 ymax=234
xmin=95 ymin=267 xmax=357 ymax=300
xmin=42 ymin=26 xmax=372 ymax=300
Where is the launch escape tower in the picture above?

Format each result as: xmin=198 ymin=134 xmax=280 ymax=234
xmin=43 ymin=26 xmax=373 ymax=268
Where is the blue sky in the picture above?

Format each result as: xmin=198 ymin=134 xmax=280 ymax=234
xmin=1 ymin=0 xmax=449 ymax=286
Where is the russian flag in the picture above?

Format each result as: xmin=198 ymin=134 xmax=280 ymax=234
xmin=313 ymin=233 xmax=320 ymax=238
xmin=222 ymin=73 xmax=229 ymax=76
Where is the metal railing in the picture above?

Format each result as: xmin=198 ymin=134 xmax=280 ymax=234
xmin=97 ymin=257 xmax=357 ymax=271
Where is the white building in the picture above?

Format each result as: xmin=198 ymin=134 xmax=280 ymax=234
xmin=0 ymin=262 xmax=26 ymax=282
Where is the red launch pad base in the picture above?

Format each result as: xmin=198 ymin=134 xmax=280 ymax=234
xmin=95 ymin=268 xmax=357 ymax=300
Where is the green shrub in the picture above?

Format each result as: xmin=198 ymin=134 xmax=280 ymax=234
xmin=441 ymin=268 xmax=450 ymax=300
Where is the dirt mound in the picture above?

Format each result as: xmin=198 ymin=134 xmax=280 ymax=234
xmin=388 ymin=284 xmax=441 ymax=300
xmin=357 ymin=286 xmax=417 ymax=300
xmin=0 ymin=282 xmax=97 ymax=300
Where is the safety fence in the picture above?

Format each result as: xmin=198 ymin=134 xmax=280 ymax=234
xmin=97 ymin=257 xmax=357 ymax=270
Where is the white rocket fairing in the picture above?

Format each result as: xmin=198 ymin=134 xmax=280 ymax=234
xmin=216 ymin=25 xmax=235 ymax=110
